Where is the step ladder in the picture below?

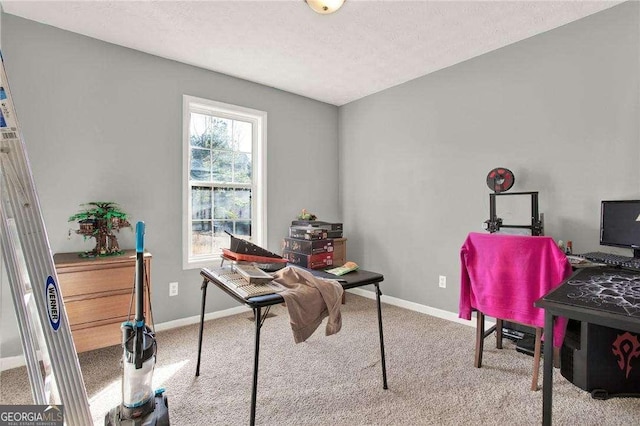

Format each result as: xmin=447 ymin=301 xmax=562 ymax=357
xmin=0 ymin=51 xmax=92 ymax=425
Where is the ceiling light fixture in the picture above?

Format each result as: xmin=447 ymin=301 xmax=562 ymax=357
xmin=305 ymin=0 xmax=346 ymax=15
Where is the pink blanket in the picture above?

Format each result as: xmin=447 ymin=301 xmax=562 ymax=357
xmin=459 ymin=232 xmax=572 ymax=347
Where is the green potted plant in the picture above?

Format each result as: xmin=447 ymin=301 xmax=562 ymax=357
xmin=68 ymin=201 xmax=132 ymax=257
xmin=297 ymin=208 xmax=317 ymax=221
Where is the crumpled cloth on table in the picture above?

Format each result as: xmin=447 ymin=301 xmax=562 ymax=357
xmin=272 ymin=266 xmax=344 ymax=343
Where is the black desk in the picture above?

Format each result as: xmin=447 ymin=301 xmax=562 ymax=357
xmin=195 ymin=266 xmax=388 ymax=426
xmin=535 ymin=266 xmax=640 ymax=425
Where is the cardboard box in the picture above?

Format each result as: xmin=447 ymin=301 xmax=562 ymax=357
xmin=291 ymin=220 xmax=343 ymax=231
xmin=282 ymin=250 xmax=333 ymax=269
xmin=327 ymin=230 xmax=343 ymax=239
xmin=282 ymin=238 xmax=334 ymax=255
xmin=289 ymin=226 xmax=328 ymax=240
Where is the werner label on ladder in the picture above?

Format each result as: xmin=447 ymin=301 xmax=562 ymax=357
xmin=0 ymin=51 xmax=93 ymax=425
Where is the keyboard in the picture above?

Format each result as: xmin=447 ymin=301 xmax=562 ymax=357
xmin=203 ymin=266 xmax=285 ymax=299
xmin=579 ymin=252 xmax=640 ymax=271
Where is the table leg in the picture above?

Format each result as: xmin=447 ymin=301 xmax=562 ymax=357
xmin=374 ymin=283 xmax=388 ymax=390
xmin=250 ymin=306 xmax=262 ymax=426
xmin=475 ymin=312 xmax=485 ymax=368
xmin=542 ymin=311 xmax=554 ymax=426
xmin=195 ymin=279 xmax=208 ymax=377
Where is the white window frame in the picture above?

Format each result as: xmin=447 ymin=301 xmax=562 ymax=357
xmin=182 ymin=95 xmax=267 ymax=269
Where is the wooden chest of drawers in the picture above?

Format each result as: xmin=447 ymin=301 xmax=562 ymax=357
xmin=331 ymin=238 xmax=347 ymax=303
xmin=53 ymin=250 xmax=151 ymax=353
xmin=332 ymin=238 xmax=347 ymax=266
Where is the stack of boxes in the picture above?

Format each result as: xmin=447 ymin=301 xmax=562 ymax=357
xmin=282 ymin=221 xmax=343 ymax=269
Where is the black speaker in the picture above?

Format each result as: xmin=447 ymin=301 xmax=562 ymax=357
xmin=561 ymin=319 xmax=640 ymax=396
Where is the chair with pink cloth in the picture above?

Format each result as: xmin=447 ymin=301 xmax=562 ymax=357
xmin=459 ymin=232 xmax=572 ymax=391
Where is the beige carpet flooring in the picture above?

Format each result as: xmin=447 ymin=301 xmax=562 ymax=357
xmin=2 ymin=293 xmax=640 ymax=425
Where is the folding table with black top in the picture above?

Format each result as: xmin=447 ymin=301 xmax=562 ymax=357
xmin=194 ymin=266 xmax=388 ymax=426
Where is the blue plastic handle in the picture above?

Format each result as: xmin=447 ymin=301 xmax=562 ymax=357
xmin=136 ymin=221 xmax=145 ymax=253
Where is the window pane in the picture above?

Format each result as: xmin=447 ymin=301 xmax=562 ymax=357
xmin=191 ymin=148 xmax=211 ymax=181
xmin=191 ymin=186 xmax=211 ymax=220
xmin=190 ymin=113 xmax=212 ymax=148
xmin=213 ymin=221 xmax=233 ymax=252
xmin=211 ymin=117 xmax=233 ymax=149
xmin=192 ymin=221 xmax=212 ymax=255
xmin=234 ymin=120 xmax=252 ymax=152
xmin=213 ymin=220 xmax=234 ymax=235
xmin=213 ymin=188 xmax=251 ymax=220
xmin=236 ymin=220 xmax=251 ymax=236
xmin=234 ymin=152 xmax=252 ymax=184
xmin=213 ymin=188 xmax=234 ymax=219
xmin=212 ymin=150 xmax=233 ymax=183
xmin=234 ymin=188 xmax=251 ymax=219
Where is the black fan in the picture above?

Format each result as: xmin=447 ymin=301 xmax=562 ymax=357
xmin=486 ymin=168 xmax=515 ymax=193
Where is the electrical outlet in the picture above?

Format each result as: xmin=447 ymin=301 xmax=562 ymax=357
xmin=439 ymin=275 xmax=446 ymax=288
xmin=169 ymin=282 xmax=179 ymax=297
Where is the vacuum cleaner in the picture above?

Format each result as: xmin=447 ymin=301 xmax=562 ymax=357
xmin=106 ymin=222 xmax=170 ymax=426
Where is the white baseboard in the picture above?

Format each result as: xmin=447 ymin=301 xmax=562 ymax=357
xmin=0 ymin=355 xmax=26 ymax=372
xmin=346 ymin=288 xmax=494 ymax=328
xmin=1 ymin=291 xmax=489 ymax=372
xmin=153 ymin=304 xmax=250 ymax=332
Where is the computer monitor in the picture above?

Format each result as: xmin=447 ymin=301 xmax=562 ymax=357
xmin=600 ymin=200 xmax=640 ymax=258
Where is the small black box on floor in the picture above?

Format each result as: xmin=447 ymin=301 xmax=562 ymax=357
xmin=561 ymin=320 xmax=640 ymax=395
xmin=501 ymin=322 xmax=540 ymax=357
xmin=502 ymin=321 xmax=536 ymax=342
xmin=515 ymin=335 xmax=545 ymax=357
xmin=282 ymin=250 xmax=333 ymax=269
xmin=282 ymin=238 xmax=333 ymax=255
xmin=289 ymin=226 xmax=328 ymax=240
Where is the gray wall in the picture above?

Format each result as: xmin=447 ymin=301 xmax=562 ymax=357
xmin=339 ymin=2 xmax=640 ymax=312
xmin=0 ymin=15 xmax=339 ymax=356
xmin=1 ymin=2 xmax=639 ymax=358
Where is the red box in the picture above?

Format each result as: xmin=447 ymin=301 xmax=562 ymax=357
xmin=282 ymin=250 xmax=333 ymax=269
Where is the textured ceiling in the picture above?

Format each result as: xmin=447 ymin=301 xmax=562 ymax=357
xmin=1 ymin=0 xmax=624 ymax=106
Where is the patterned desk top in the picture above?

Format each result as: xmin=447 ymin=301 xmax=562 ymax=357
xmin=541 ymin=267 xmax=640 ymax=318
